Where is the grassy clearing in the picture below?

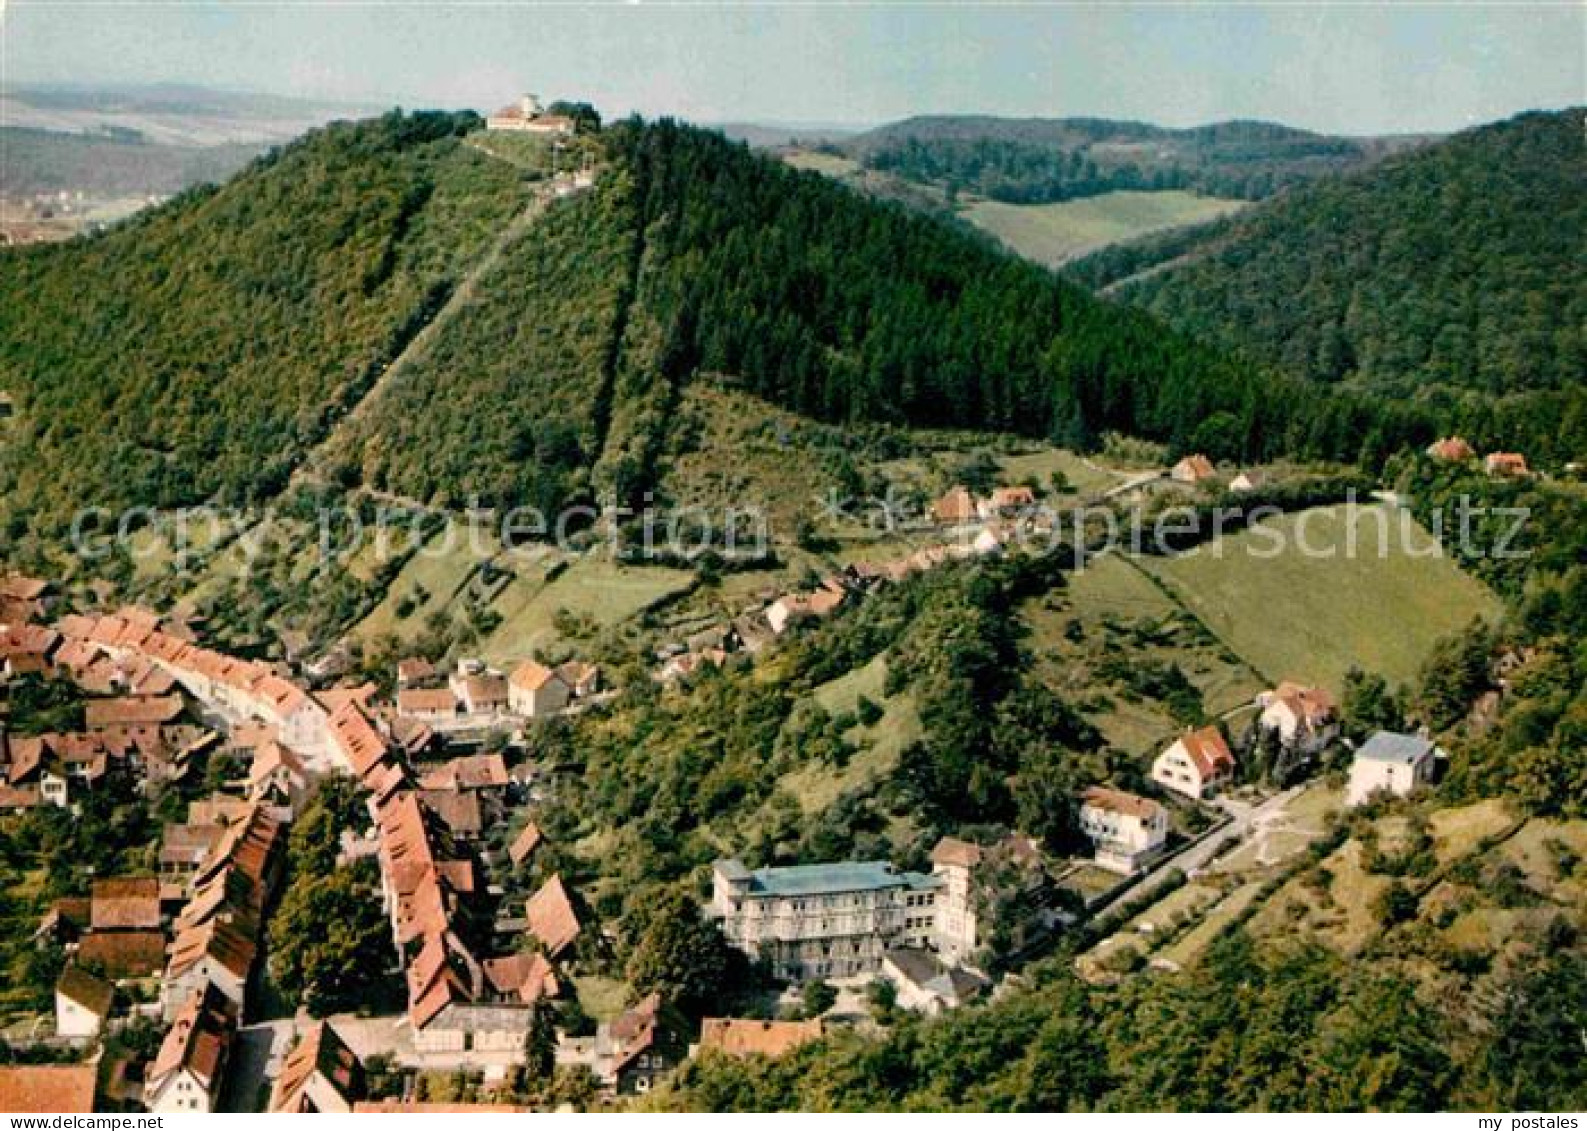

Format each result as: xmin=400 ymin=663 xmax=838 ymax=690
xmin=780 ymin=657 xmax=921 ymax=815
xmin=1024 ymin=553 xmax=1263 ymax=757
xmin=1251 ymin=838 xmax=1388 ymax=956
xmin=996 ymin=448 xmax=1122 ymax=497
xmin=353 ymin=521 xmax=503 ymax=643
xmin=1428 ymin=799 xmax=1516 ymax=865
xmin=478 ymin=558 xmax=695 ymax=666
xmin=1140 ymin=503 xmax=1503 ymax=690
xmin=962 ymin=190 xmax=1247 ymax=266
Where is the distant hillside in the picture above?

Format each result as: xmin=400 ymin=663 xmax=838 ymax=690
xmin=1087 ymin=109 xmax=1586 ymax=460
xmin=837 ymin=115 xmax=1427 ymax=204
xmin=0 ymin=83 xmax=375 ymax=146
xmin=0 ymin=127 xmax=265 ymax=199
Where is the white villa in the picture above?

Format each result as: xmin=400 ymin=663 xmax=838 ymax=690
xmin=1256 ymin=682 xmax=1339 ymax=753
xmin=1347 ymin=731 xmax=1439 ymax=807
xmin=1079 ymin=786 xmax=1169 ymax=874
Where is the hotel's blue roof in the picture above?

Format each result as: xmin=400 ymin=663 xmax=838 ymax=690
xmin=723 ymin=859 xmax=937 ymax=897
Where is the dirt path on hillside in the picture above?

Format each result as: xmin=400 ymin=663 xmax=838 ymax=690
xmin=291 ymin=175 xmax=578 ymax=490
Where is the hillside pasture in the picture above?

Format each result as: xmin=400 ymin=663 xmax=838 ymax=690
xmin=1139 ymin=503 xmax=1502 ymax=690
xmin=962 ymin=190 xmax=1246 ymax=266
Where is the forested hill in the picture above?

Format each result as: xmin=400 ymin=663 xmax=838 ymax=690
xmin=835 ymin=115 xmax=1422 ymax=203
xmin=0 ymin=111 xmax=1459 ymax=535
xmin=1077 ymin=109 xmax=1587 ymax=462
xmin=326 ymin=118 xmax=1453 ymax=514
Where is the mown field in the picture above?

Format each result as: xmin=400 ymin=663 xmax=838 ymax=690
xmin=961 ymin=190 xmax=1246 ymax=266
xmin=1139 ymin=503 xmax=1503 ymax=691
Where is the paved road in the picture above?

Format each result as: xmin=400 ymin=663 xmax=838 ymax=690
xmin=1091 ymin=785 xmax=1304 ymax=920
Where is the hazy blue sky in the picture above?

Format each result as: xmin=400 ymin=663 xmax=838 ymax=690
xmin=3 ymin=3 xmax=1582 ymax=134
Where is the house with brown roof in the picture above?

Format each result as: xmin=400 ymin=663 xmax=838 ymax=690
xmin=268 ymin=1021 xmax=365 ymax=1114
xmin=931 ymin=486 xmax=977 ymax=525
xmin=507 ymin=821 xmax=543 ymax=867
xmin=481 ymin=951 xmax=560 ymax=1005
xmin=1170 ymin=453 xmax=1217 ymax=484
xmin=1079 ymin=786 xmax=1168 ymax=874
xmin=55 ymin=965 xmax=114 ymax=1040
xmin=1427 ymin=436 xmax=1476 ymax=462
xmin=450 ymin=666 xmax=510 ymax=716
xmin=145 ymin=983 xmax=236 ymax=1114
xmin=508 ymin=660 xmax=570 ymax=718
xmin=396 ymin=686 xmax=460 ymax=724
xmin=1152 ymin=725 xmax=1236 ymax=799
xmin=84 ymin=695 xmax=183 ymax=730
xmin=247 ymin=740 xmax=308 ymax=817
xmin=418 ymin=753 xmax=509 ymax=792
xmin=75 ymin=930 xmax=166 ymax=980
xmin=556 ymin=660 xmax=601 ymax=699
xmin=395 ymin=657 xmax=436 ymax=688
xmin=524 ymin=874 xmax=581 ymax=957
xmin=90 ymin=876 xmax=161 ymax=932
xmin=419 ymin=789 xmax=484 ymax=841
xmin=698 ymin=1018 xmax=823 ymax=1060
xmin=0 ymin=1064 xmax=98 ymax=1113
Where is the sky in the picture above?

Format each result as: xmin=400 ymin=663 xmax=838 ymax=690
xmin=2 ymin=2 xmax=1583 ymax=135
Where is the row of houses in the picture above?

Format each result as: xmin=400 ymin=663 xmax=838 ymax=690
xmin=1426 ymin=436 xmax=1531 ymax=477
xmin=53 ymin=612 xmax=330 ymax=763
xmin=393 ymin=656 xmax=601 ymax=728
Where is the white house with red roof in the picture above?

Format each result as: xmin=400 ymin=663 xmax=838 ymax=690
xmin=1152 ymin=726 xmax=1236 ymax=799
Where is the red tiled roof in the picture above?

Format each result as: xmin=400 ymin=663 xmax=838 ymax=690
xmin=1176 ymin=725 xmax=1236 ymax=779
xmin=508 ymin=660 xmax=561 ymax=693
xmin=269 ymin=1021 xmax=364 ymax=1114
xmin=0 ymin=1065 xmax=97 ymax=1113
xmin=507 ymin=822 xmax=543 ymax=866
xmin=149 ymin=984 xmax=235 ymax=1091
xmin=524 ymin=874 xmax=580 ymax=957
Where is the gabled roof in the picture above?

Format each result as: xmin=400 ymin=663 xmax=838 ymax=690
xmin=507 ymin=821 xmax=543 ymax=866
xmin=328 ymin=701 xmax=389 ymax=779
xmin=930 ymin=836 xmax=983 ymax=870
xmin=481 ymin=951 xmax=559 ymax=1004
xmin=269 ymin=1021 xmax=365 ymax=1114
xmin=0 ymin=1065 xmax=97 ymax=1113
xmin=396 ymin=687 xmax=459 ymax=717
xmin=166 ymin=915 xmax=257 ymax=981
xmin=524 ymin=874 xmax=581 ymax=957
xmin=149 ymin=983 xmax=235 ymax=1091
xmin=418 ymin=753 xmax=508 ymax=791
xmin=76 ymin=929 xmax=166 ymax=978
xmin=56 ymin=965 xmax=114 ymax=1017
xmin=1170 ymin=726 xmax=1236 ymax=779
xmin=84 ymin=695 xmax=183 ymax=729
xmin=90 ymin=876 xmax=161 ymax=931
xmin=699 ymin=1018 xmax=823 ymax=1059
xmin=509 ymin=659 xmax=564 ymax=694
